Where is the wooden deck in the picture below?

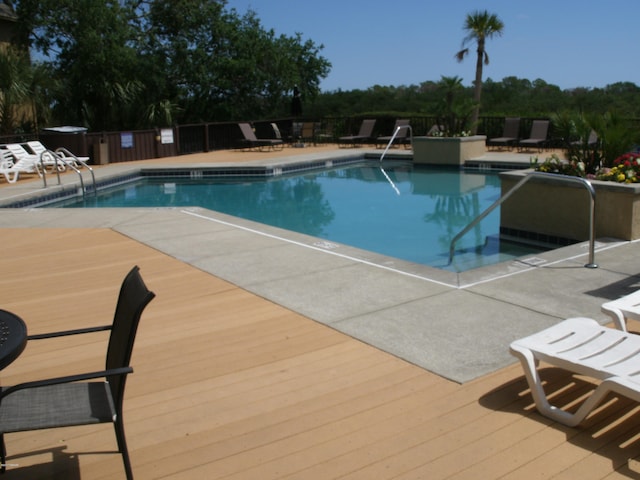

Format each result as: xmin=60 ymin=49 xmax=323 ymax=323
xmin=0 ymin=228 xmax=639 ymax=479
xmin=0 ymin=146 xmax=639 ymax=478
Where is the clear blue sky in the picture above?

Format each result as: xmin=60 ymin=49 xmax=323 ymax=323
xmin=225 ymin=0 xmax=638 ymax=92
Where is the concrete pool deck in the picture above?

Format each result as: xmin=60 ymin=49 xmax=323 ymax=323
xmin=1 ymin=145 xmax=637 ymax=383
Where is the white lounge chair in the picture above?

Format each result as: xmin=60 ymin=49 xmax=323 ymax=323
xmin=25 ymin=141 xmax=66 ymax=171
xmin=5 ymin=143 xmax=38 ymax=162
xmin=0 ymin=147 xmax=43 ymax=178
xmin=601 ymin=290 xmax=640 ymax=332
xmin=0 ymin=150 xmax=20 ymax=183
xmin=4 ymin=144 xmax=46 ymax=175
xmin=27 ymin=141 xmax=88 ymax=169
xmin=510 ymin=317 xmax=640 ymax=426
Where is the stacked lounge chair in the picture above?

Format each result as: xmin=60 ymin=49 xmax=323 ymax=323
xmin=27 ymin=140 xmax=89 ymax=168
xmin=0 ymin=145 xmax=43 ymax=180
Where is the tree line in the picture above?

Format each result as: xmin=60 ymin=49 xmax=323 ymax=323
xmin=2 ymin=2 xmax=639 ymax=137
xmin=307 ymin=77 xmax=640 ymax=121
xmin=3 ymin=0 xmax=331 ymax=134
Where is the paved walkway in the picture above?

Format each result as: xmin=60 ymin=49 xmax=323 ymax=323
xmin=1 ymin=146 xmax=636 ymax=383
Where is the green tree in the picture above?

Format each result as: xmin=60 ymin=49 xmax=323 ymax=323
xmin=434 ymin=76 xmax=473 ymax=135
xmin=16 ymin=0 xmax=141 ymax=130
xmin=123 ymin=0 xmax=330 ymax=122
xmin=0 ymin=46 xmax=53 ymax=134
xmin=14 ymin=0 xmax=331 ymax=130
xmin=455 ymin=10 xmax=504 ymax=134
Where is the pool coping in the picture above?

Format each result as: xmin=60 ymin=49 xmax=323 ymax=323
xmin=0 ymin=148 xmax=637 ymax=383
xmin=0 ymin=150 xmax=590 ymax=286
xmin=0 ymin=150 xmax=384 ymax=208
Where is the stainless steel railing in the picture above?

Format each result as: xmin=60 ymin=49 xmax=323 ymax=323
xmin=379 ymin=125 xmax=413 ymax=163
xmin=40 ymin=148 xmax=96 ymax=197
xmin=448 ymin=171 xmax=598 ymax=268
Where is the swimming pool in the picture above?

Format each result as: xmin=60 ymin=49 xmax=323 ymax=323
xmin=51 ymin=161 xmax=544 ymax=272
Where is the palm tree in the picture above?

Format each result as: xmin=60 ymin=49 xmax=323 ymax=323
xmin=436 ymin=76 xmax=473 ymax=135
xmin=0 ymin=47 xmax=32 ymax=134
xmin=455 ymin=10 xmax=504 ymax=135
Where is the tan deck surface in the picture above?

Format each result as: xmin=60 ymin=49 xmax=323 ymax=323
xmin=1 ymin=146 xmax=640 ymax=478
xmin=1 ymin=228 xmax=640 ymax=479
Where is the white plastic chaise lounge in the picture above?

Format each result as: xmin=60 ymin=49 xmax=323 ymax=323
xmin=21 ymin=142 xmax=66 ymax=172
xmin=27 ymin=140 xmax=88 ymax=168
xmin=510 ymin=317 xmax=640 ymax=427
xmin=4 ymin=144 xmax=48 ymax=174
xmin=5 ymin=143 xmax=38 ymax=162
xmin=601 ymin=289 xmax=640 ymax=332
xmin=0 ymin=150 xmax=20 ymax=183
xmin=0 ymin=147 xmax=42 ymax=180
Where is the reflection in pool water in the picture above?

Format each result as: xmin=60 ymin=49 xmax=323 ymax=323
xmin=52 ymin=163 xmax=543 ymax=272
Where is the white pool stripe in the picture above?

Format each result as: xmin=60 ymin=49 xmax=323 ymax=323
xmin=181 ymin=209 xmax=457 ymax=288
xmin=459 ymin=239 xmax=633 ymax=288
xmin=182 ymin=209 xmax=635 ymax=291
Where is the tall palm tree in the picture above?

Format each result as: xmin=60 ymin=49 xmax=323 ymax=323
xmin=455 ymin=10 xmax=504 ymax=135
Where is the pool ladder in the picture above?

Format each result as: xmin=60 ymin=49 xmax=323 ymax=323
xmin=39 ymin=148 xmax=97 ymax=197
xmin=379 ymin=125 xmax=413 ymax=163
xmin=448 ymin=171 xmax=598 ymax=268
xmin=378 ymin=125 xmax=413 ymax=195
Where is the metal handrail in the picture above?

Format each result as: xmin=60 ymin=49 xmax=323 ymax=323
xmin=448 ymin=171 xmax=598 ymax=268
xmin=56 ymin=147 xmax=96 ymax=195
xmin=379 ymin=125 xmax=413 ymax=163
xmin=39 ymin=148 xmax=96 ymax=197
xmin=377 ymin=125 xmax=413 ymax=196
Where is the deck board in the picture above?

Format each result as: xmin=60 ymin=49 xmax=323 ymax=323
xmin=0 ymin=227 xmax=639 ymax=479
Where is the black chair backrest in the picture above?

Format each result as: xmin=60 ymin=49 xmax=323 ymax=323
xmin=393 ymin=119 xmax=410 ymax=138
xmin=106 ymin=266 xmax=155 ymax=407
xmin=358 ymin=119 xmax=376 ymax=137
xmin=503 ymin=117 xmax=520 ymax=138
xmin=238 ymin=123 xmax=258 ymax=141
xmin=529 ymin=120 xmax=549 ymax=139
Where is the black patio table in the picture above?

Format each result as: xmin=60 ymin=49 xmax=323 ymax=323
xmin=0 ymin=310 xmax=27 ymax=371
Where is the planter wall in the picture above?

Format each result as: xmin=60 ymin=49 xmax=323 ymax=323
xmin=413 ymin=135 xmax=487 ymax=166
xmin=500 ymin=170 xmax=640 ymax=241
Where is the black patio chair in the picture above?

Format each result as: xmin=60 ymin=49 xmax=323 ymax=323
xmin=518 ymin=120 xmax=550 ymax=152
xmin=376 ymin=119 xmax=411 ymax=149
xmin=0 ymin=266 xmax=155 ymax=480
xmin=488 ymin=117 xmax=520 ymax=150
xmin=238 ymin=122 xmax=284 ymax=151
xmin=338 ymin=119 xmax=376 ymax=147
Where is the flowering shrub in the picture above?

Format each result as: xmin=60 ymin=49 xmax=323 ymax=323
xmin=532 ymin=154 xmax=586 ymax=177
xmin=429 ymin=130 xmax=470 ymax=138
xmin=596 ymin=152 xmax=640 ymax=183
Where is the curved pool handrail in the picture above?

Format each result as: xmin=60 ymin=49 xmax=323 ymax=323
xmin=56 ymin=147 xmax=96 ymax=196
xmin=448 ymin=171 xmax=597 ymax=268
xmin=379 ymin=125 xmax=413 ymax=163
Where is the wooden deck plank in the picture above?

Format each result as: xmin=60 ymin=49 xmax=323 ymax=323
xmin=1 ymin=227 xmax=640 ymax=479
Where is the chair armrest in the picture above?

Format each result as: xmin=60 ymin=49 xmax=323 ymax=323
xmin=0 ymin=366 xmax=133 ymax=398
xmin=27 ymin=325 xmax=111 ymax=340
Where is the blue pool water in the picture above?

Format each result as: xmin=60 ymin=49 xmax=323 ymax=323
xmin=53 ymin=162 xmax=543 ymax=271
